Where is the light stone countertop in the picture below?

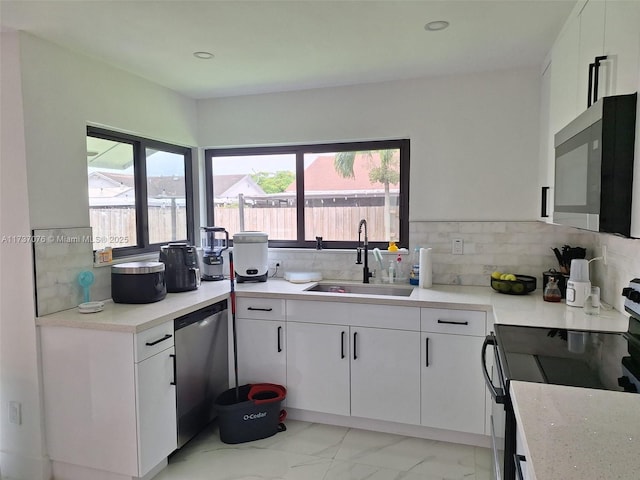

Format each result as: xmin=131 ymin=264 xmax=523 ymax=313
xmin=36 ymin=278 xmax=629 ymax=333
xmin=510 ymin=381 xmax=640 ymax=480
xmin=36 ymin=278 xmax=638 ymax=479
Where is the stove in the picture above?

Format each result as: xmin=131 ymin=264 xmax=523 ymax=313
xmin=483 ymin=279 xmax=640 ymax=480
xmin=495 ymin=319 xmax=640 ymax=393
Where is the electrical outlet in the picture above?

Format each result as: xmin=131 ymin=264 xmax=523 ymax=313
xmin=8 ymin=401 xmax=21 ymax=425
xmin=452 ymin=238 xmax=464 ymax=255
xmin=268 ymin=259 xmax=283 ymax=271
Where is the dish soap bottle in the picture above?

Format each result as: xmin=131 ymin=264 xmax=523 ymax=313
xmin=544 ymin=277 xmax=562 ymax=302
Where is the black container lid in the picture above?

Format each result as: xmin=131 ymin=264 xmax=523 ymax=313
xmin=112 ymin=261 xmax=165 ymax=274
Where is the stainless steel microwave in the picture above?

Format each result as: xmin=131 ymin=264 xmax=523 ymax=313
xmin=554 ymin=93 xmax=637 ymax=237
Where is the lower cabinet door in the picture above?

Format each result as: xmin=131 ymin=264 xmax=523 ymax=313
xmin=421 ymin=332 xmax=485 ymax=434
xmin=235 ymin=318 xmax=287 ymax=386
xmin=286 ymin=321 xmax=350 ymax=415
xmin=350 ymin=326 xmax=421 ymax=424
xmin=136 ymin=346 xmax=177 ymax=476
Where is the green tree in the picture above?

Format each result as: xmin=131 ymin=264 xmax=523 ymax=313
xmin=334 ymin=150 xmax=399 ymax=241
xmin=251 ymin=171 xmax=295 ymax=194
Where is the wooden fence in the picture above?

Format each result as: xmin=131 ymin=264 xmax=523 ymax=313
xmin=90 ymin=206 xmax=397 ymax=248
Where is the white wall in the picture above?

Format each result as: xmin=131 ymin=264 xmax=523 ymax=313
xmin=197 ymin=68 xmax=542 ymax=222
xmin=0 ymin=30 xmax=51 ymax=480
xmin=0 ymin=32 xmax=199 ymax=479
xmin=18 ymin=32 xmax=199 ymax=229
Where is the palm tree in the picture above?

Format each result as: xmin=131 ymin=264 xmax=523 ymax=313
xmin=334 ymin=150 xmax=399 ymax=241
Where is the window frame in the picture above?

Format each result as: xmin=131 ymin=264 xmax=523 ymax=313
xmin=204 ymin=139 xmax=409 ymax=249
xmin=87 ymin=126 xmax=195 ymax=257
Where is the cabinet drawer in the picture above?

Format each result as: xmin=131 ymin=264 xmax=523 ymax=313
xmin=421 ymin=308 xmax=486 ymax=336
xmin=135 ymin=321 xmax=174 ymax=363
xmin=237 ymin=297 xmax=285 ymax=320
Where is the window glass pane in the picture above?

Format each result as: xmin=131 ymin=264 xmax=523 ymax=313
xmin=304 ymin=149 xmax=400 ymax=242
xmin=146 ymin=148 xmax=187 ymax=244
xmin=211 ymin=154 xmax=297 ymax=239
xmin=87 ymin=136 xmax=137 ymax=250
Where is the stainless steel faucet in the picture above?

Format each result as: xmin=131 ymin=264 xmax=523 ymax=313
xmin=356 ymin=219 xmax=373 ymax=283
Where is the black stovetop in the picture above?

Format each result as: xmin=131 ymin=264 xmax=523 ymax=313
xmin=495 ymin=317 xmax=640 ymax=393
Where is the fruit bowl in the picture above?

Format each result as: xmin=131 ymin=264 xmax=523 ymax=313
xmin=490 ymin=275 xmax=537 ymax=295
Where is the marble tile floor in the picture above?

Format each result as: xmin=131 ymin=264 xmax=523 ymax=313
xmin=154 ymin=420 xmax=492 ymax=480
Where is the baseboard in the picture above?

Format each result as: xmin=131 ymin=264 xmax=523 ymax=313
xmin=286 ymin=408 xmax=492 ymax=449
xmin=0 ymin=450 xmax=51 ymax=480
xmin=51 ymin=458 xmax=168 ymax=480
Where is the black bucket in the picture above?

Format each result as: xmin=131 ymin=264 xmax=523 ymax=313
xmin=214 ymin=383 xmax=287 ymax=444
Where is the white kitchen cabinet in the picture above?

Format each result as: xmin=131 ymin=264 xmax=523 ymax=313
xmin=235 ymin=318 xmax=286 ymax=386
xmin=350 ymin=326 xmax=421 ymax=424
xmin=550 ymin=12 xmax=581 ymax=131
xmin=577 ymin=0 xmax=606 ymax=109
xmin=421 ymin=332 xmax=486 ymax=434
xmin=234 ymin=296 xmax=287 ymax=386
xmin=286 ymin=321 xmax=350 ymax=415
xmin=603 ymin=0 xmax=640 ymax=96
xmin=285 ymin=299 xmax=421 ymax=425
xmin=136 ymin=345 xmax=177 ymax=475
xmin=551 ymin=0 xmax=640 ymax=127
xmin=538 ymin=60 xmax=554 ymax=222
xmin=39 ymin=322 xmax=177 ymax=479
xmin=420 ymin=308 xmax=487 ymax=435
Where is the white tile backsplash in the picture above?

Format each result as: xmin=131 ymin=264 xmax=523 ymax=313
xmin=31 ymin=222 xmax=640 ymax=317
xmin=33 ymin=227 xmax=104 ymax=316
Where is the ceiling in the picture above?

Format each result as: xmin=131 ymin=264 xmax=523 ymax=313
xmin=1 ymin=0 xmax=576 ymax=99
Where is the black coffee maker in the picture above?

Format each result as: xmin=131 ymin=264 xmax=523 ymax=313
xmin=159 ymin=243 xmax=200 ymax=292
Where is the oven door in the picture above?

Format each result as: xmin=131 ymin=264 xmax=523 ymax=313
xmin=482 ymin=333 xmax=507 ymax=480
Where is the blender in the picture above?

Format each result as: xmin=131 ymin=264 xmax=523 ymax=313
xmin=200 ymin=227 xmax=229 ymax=281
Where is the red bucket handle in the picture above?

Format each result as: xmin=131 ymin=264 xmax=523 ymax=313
xmin=248 ymin=383 xmax=287 ymax=405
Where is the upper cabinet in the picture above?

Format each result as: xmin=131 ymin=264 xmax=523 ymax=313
xmin=602 ymin=1 xmax=640 ymax=97
xmin=557 ymin=0 xmax=640 ymax=123
xmin=576 ymin=0 xmax=606 ymax=109
xmin=541 ymin=0 xmax=640 ymax=229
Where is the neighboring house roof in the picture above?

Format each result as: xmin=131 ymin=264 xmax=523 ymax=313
xmin=213 ymin=174 xmax=265 ymax=199
xmin=285 ymin=153 xmax=399 ymax=194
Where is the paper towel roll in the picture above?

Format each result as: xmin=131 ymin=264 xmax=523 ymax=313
xmin=419 ymin=247 xmax=432 ymax=288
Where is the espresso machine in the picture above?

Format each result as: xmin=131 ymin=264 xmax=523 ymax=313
xmin=200 ymin=227 xmax=229 ymax=281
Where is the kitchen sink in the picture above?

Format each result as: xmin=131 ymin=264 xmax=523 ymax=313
xmin=305 ymin=283 xmax=414 ymax=297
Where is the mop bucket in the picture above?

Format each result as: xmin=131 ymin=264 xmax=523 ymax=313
xmin=214 ymin=383 xmax=287 ymax=444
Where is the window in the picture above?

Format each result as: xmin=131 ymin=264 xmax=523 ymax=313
xmin=204 ymin=140 xmax=409 ymax=248
xmin=87 ymin=127 xmax=194 ymax=256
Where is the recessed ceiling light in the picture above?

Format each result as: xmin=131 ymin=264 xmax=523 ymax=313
xmin=424 ymin=20 xmax=450 ymax=32
xmin=193 ymin=51 xmax=214 ymax=60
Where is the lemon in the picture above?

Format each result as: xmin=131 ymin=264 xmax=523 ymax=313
xmin=491 ymin=271 xmax=502 ymax=280
xmin=500 ymin=274 xmax=508 ymax=280
xmin=505 ymin=274 xmax=517 ymax=281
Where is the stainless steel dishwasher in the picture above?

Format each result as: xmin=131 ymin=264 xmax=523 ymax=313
xmin=174 ymin=299 xmax=228 ymax=448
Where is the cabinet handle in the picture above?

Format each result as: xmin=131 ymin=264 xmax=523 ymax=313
xmin=341 ymin=331 xmax=346 ymax=359
xmin=170 ymin=353 xmax=176 ymax=386
xmin=353 ymin=331 xmax=358 ymax=360
xmin=593 ymin=55 xmax=608 ymax=106
xmin=425 ymin=337 xmax=429 ymax=367
xmin=277 ymin=326 xmax=282 ymax=352
xmin=541 ymin=186 xmax=549 ymax=218
xmin=145 ymin=334 xmax=172 ymax=346
xmin=514 ymin=454 xmax=527 ymax=480
xmin=247 ymin=307 xmax=273 ymax=312
xmin=587 ymin=62 xmax=595 ymax=107
xmin=437 ymin=319 xmax=469 ymax=326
